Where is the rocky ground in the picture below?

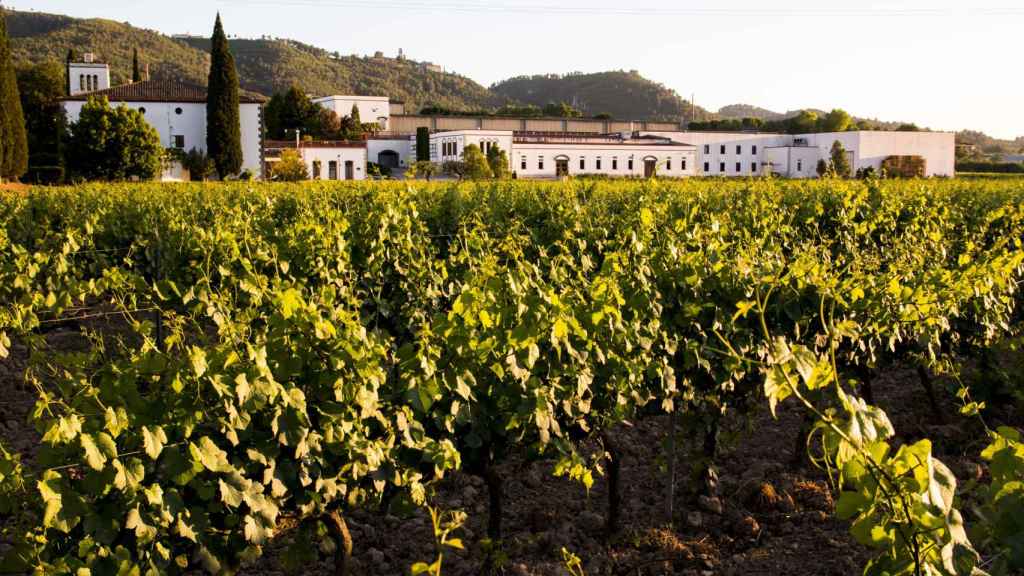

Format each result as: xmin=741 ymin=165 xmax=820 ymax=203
xmin=0 ymin=323 xmax=1013 ymax=576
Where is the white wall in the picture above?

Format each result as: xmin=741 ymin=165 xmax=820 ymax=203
xmin=645 ymin=131 xmax=788 ymax=176
xmin=513 ymin=143 xmax=697 ymax=178
xmin=313 ymin=96 xmax=391 ymax=130
xmin=646 ymin=130 xmax=955 ymax=178
xmin=368 ymin=138 xmax=413 ymax=169
xmin=68 ymin=63 xmax=110 ymax=96
xmin=430 ymin=130 xmax=515 ymax=165
xmin=763 ymin=147 xmax=823 ymax=178
xmin=295 ymin=146 xmax=368 ymax=181
xmin=62 ymin=100 xmax=264 ymax=178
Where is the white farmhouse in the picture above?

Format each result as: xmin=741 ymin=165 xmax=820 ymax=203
xmin=428 ymin=130 xmax=697 ymax=178
xmin=61 ymin=63 xmax=266 ymax=178
xmin=263 ymin=140 xmax=368 ymax=181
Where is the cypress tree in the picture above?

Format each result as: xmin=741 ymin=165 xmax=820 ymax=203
xmin=416 ymin=127 xmax=430 ymax=162
xmin=206 ymin=13 xmax=243 ymax=178
xmin=132 ymin=48 xmax=141 ymax=83
xmin=65 ymin=49 xmax=75 ymax=96
xmin=0 ymin=7 xmax=28 ymax=181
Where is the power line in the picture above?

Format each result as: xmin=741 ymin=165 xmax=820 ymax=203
xmin=216 ymin=0 xmax=956 ymax=17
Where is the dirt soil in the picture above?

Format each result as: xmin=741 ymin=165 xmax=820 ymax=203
xmin=0 ymin=324 xmax=1010 ymax=576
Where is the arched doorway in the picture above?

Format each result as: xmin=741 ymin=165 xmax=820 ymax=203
xmin=643 ymin=156 xmax=658 ymax=178
xmin=554 ymin=155 xmax=570 ymax=177
xmin=378 ymin=150 xmax=400 ymax=169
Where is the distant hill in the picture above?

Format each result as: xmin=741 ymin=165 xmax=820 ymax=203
xmin=5 ymin=9 xmax=506 ymax=111
xmin=490 ymin=70 xmax=711 ymax=121
xmin=716 ymin=104 xmax=788 ymax=121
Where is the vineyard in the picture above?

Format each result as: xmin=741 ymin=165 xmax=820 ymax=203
xmin=1 ymin=178 xmax=1023 ymax=576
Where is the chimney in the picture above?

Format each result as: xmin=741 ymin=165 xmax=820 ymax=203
xmin=83 ymin=52 xmax=95 ymax=63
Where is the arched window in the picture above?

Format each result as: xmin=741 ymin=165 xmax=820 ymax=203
xmin=93 ymin=75 xmax=99 ymax=90
xmin=79 ymin=75 xmax=85 ymax=91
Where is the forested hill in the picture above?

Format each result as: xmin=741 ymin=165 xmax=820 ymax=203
xmin=490 ymin=71 xmax=711 ymax=121
xmin=5 ymin=9 xmax=506 ymax=110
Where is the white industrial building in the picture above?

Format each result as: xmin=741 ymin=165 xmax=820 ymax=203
xmin=61 ymin=59 xmax=266 ymax=178
xmin=263 ymin=141 xmax=367 ymax=181
xmin=645 ymin=130 xmax=955 ymax=178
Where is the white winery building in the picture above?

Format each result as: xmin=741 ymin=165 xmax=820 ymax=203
xmin=61 ymin=60 xmax=266 ymax=178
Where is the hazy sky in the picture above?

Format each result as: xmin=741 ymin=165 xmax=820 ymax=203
xmin=7 ymin=0 xmax=1022 ymax=139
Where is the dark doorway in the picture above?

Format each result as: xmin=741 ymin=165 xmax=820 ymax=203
xmin=344 ymin=161 xmax=355 ymax=180
xmin=555 ymin=157 xmax=570 ymax=177
xmin=378 ymin=150 xmax=400 ymax=169
xmin=644 ymin=158 xmax=657 ymax=178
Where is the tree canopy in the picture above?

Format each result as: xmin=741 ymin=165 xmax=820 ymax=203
xmin=206 ymin=14 xmax=243 ymax=178
xmin=16 ymin=61 xmax=66 ymax=183
xmin=66 ymin=96 xmax=163 ymax=181
xmin=0 ymin=7 xmax=29 ymax=180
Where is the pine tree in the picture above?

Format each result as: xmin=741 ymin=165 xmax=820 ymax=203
xmin=132 ymin=48 xmax=141 ymax=83
xmin=347 ymin=103 xmax=364 ymax=138
xmin=206 ymin=13 xmax=243 ymax=178
xmin=0 ymin=7 xmax=28 ymax=181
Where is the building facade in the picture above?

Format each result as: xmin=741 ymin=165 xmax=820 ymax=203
xmin=62 ymin=79 xmax=266 ymax=177
xmin=312 ymin=95 xmax=392 ymax=131
xmin=646 ymin=130 xmax=955 ymax=178
xmin=427 ymin=130 xmax=698 ymax=178
xmin=263 ymin=141 xmax=368 ymax=181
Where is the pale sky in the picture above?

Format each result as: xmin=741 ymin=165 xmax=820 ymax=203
xmin=7 ymin=0 xmax=1022 ymax=139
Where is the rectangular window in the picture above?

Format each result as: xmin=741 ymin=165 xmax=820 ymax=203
xmin=736 ymin=145 xmax=742 ymax=154
xmin=735 ymin=162 xmax=741 ymax=173
xmin=313 ymin=161 xmax=321 ymax=179
xmin=720 ymin=145 xmax=726 ymax=154
xmin=173 ymin=135 xmax=185 ymax=149
xmin=719 ymin=162 xmax=725 ymax=172
xmin=539 ymin=157 xmax=544 ymax=170
xmin=704 ymin=144 xmax=710 ymax=154
xmin=580 ymin=157 xmax=585 ymax=170
xmin=628 ymin=158 xmax=634 ymax=170
xmin=596 ymin=158 xmax=602 ymax=170
xmin=704 ymin=162 xmax=710 ymax=172
xmin=751 ymin=163 xmax=758 ymax=172
xmin=797 ymin=159 xmax=803 ymax=172
xmin=682 ymin=159 xmax=687 ymax=170
xmin=667 ymin=159 xmax=672 ymax=170
xmin=521 ymin=156 xmax=527 ymax=170
xmin=752 ymin=145 xmax=758 ymax=155
xmin=612 ymin=158 xmax=618 ymax=170
xmin=329 ymin=161 xmax=338 ymax=180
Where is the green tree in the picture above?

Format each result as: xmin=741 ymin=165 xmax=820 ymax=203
xmin=816 ymin=159 xmax=829 ymax=177
xmin=461 ymin=143 xmax=492 ymax=180
xmin=820 ymin=108 xmax=853 ymax=133
xmin=829 ymin=140 xmax=851 ymax=178
xmin=265 ymin=85 xmax=322 ymax=140
xmin=206 ymin=13 xmax=243 ymax=178
xmin=542 ymin=101 xmax=583 ymax=118
xmin=181 ymin=147 xmax=215 ymax=181
xmin=406 ymin=160 xmax=437 ymax=181
xmin=416 ymin=127 xmax=430 ymax=162
xmin=16 ymin=61 xmax=67 ymax=183
xmin=66 ymin=96 xmax=163 ymax=181
xmin=486 ymin=143 xmax=509 ymax=179
xmin=344 ymin=103 xmax=364 ymax=139
xmin=0 ymin=7 xmax=29 ymax=181
xmin=787 ymin=110 xmax=819 ymax=134
xmin=270 ymin=148 xmax=308 ymax=181
xmin=132 ymin=48 xmax=141 ymax=82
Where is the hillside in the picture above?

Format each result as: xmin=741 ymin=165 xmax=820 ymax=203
xmin=716 ymin=103 xmax=788 ymax=121
xmin=5 ymin=9 xmax=505 ymax=111
xmin=490 ymin=70 xmax=710 ymax=121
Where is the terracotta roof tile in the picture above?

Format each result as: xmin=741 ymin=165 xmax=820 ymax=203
xmin=62 ymin=79 xmax=266 ymax=104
